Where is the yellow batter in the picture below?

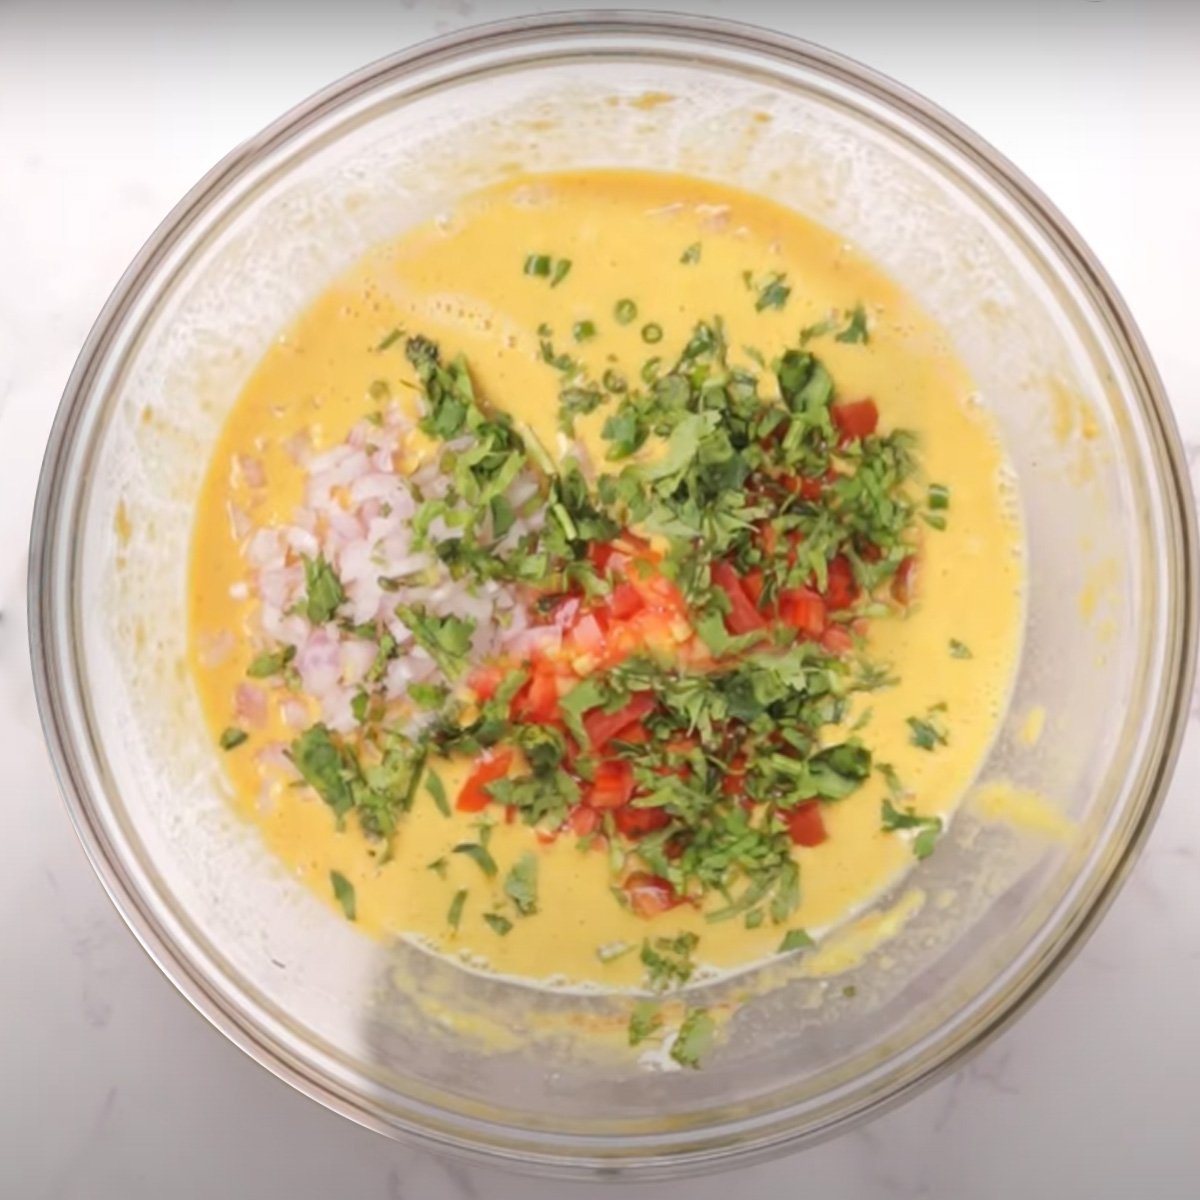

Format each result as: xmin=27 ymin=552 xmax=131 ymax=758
xmin=189 ymin=171 xmax=1023 ymax=989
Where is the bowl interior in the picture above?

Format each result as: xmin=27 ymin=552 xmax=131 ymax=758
xmin=35 ymin=17 xmax=1192 ymax=1171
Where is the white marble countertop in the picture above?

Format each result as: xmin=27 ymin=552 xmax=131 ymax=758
xmin=2 ymin=1 xmax=1198 ymax=1196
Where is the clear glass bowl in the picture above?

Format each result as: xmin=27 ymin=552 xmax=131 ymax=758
xmin=28 ymin=12 xmax=1197 ymax=1177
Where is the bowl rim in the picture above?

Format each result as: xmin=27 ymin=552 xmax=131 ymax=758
xmin=27 ymin=7 xmax=1198 ymax=1176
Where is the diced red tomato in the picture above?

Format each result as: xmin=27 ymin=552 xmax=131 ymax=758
xmin=613 ymin=804 xmax=672 ymax=839
xmin=721 ymin=752 xmax=748 ymax=799
xmin=785 ymin=801 xmax=828 ymax=847
xmin=741 ymin=568 xmax=766 ymax=607
xmin=582 ymin=692 xmax=657 ymax=750
xmin=607 ymin=582 xmax=646 ymax=621
xmin=824 ymin=554 xmax=859 ymax=611
xmin=778 ymin=587 xmax=827 ymax=638
xmin=586 ymin=758 xmax=636 ymax=809
xmin=821 ymin=624 xmax=855 ymax=655
xmin=571 ymin=613 xmax=606 ymax=654
xmin=831 ymin=398 xmax=879 ymax=441
xmin=456 ymin=748 xmax=514 ymax=812
xmin=711 ymin=559 xmax=767 ymax=635
xmin=467 ymin=664 xmax=506 ymax=702
xmin=788 ymin=475 xmax=825 ymax=502
xmin=892 ymin=555 xmax=916 ymax=606
xmin=510 ymin=665 xmax=561 ymax=724
xmin=622 ymin=871 xmax=683 ymax=918
xmin=567 ymin=804 xmax=601 ymax=838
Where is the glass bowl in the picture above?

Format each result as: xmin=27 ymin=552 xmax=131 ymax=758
xmin=28 ymin=11 xmax=1197 ymax=1178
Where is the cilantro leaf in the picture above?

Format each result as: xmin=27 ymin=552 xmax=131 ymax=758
xmin=219 ymin=726 xmax=248 ymax=751
xmin=447 ymin=888 xmax=467 ymax=931
xmin=302 ymin=554 xmax=345 ymax=624
xmin=778 ymin=928 xmax=814 ymax=953
xmin=503 ymin=853 xmax=539 ymax=916
xmin=425 ymin=768 xmax=450 ymax=817
xmin=483 ymin=912 xmax=513 ymax=936
xmin=670 ymin=1008 xmax=715 ymax=1069
xmin=330 ymin=870 xmax=356 ymax=921
xmin=290 ymin=725 xmax=354 ymax=819
xmin=453 ymin=841 xmax=498 ymax=878
xmin=246 ymin=645 xmax=296 ymax=678
xmin=628 ymin=1000 xmax=662 ymax=1046
xmin=835 ymin=304 xmax=869 ymax=344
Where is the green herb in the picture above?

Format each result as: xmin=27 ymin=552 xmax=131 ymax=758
xmin=447 ymin=888 xmax=468 ymax=932
xmin=907 ymin=708 xmax=949 ymax=751
xmin=246 ymin=645 xmax=296 ymax=679
xmin=798 ymin=316 xmax=837 ymax=345
xmin=928 ymin=482 xmax=950 ymax=510
xmin=750 ymin=271 xmax=791 ymax=312
xmin=351 ymin=692 xmax=370 ymax=723
xmin=375 ymin=327 xmax=404 ymax=351
xmin=602 ymin=368 xmax=627 ymax=394
xmin=290 ymin=725 xmax=354 ymax=820
xmin=670 ymin=1009 xmax=715 ymax=1069
xmin=427 ymin=857 xmax=448 ymax=879
xmin=778 ymin=928 xmax=815 ymax=954
xmin=680 ymin=241 xmax=702 ymax=265
xmin=503 ymin=853 xmax=539 ymax=916
xmin=948 ymin=639 xmax=973 ymax=660
xmin=835 ymin=303 xmax=869 ymax=344
xmin=302 ymin=554 xmax=346 ymax=624
xmin=523 ymin=253 xmax=552 ymax=278
xmin=551 ymin=258 xmax=572 ymax=287
xmin=641 ymin=932 xmax=699 ymax=990
xmin=483 ymin=912 xmax=513 ymax=936
xmin=628 ymin=1000 xmax=662 ymax=1046
xmin=425 ymin=768 xmax=450 ymax=817
xmin=453 ymin=841 xmax=498 ymax=878
xmin=642 ymin=322 xmax=664 ymax=344
xmin=395 ymin=605 xmax=476 ymax=678
xmin=572 ymin=319 xmax=597 ymax=342
xmin=219 ymin=726 xmax=248 ymax=751
xmin=880 ymin=798 xmax=944 ymax=859
xmin=330 ymin=870 xmax=357 ymax=921
xmin=614 ymin=298 xmax=638 ymax=325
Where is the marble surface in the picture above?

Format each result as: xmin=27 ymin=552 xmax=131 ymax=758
xmin=2 ymin=1 xmax=1199 ymax=1196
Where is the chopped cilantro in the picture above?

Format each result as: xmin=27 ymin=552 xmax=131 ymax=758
xmin=447 ymin=888 xmax=467 ymax=931
xmin=680 ymin=241 xmax=702 ymax=265
xmin=949 ymin=639 xmax=972 ymax=659
xmin=778 ymin=928 xmax=815 ymax=953
xmin=424 ymin=768 xmax=450 ymax=817
xmin=572 ymin=319 xmax=597 ymax=342
xmin=749 ymin=271 xmax=791 ymax=311
xmin=453 ymin=841 xmax=498 ymax=878
xmin=395 ymin=605 xmax=476 ymax=678
xmin=628 ymin=1000 xmax=662 ymax=1046
xmin=246 ymin=645 xmax=296 ymax=678
xmin=928 ymin=482 xmax=950 ymax=510
xmin=483 ymin=912 xmax=513 ymax=936
xmin=218 ymin=726 xmax=248 ymax=751
xmin=503 ymin=853 xmax=539 ymax=916
xmin=670 ymin=1009 xmax=714 ymax=1069
xmin=907 ymin=707 xmax=949 ymax=751
xmin=329 ymin=870 xmax=356 ymax=921
xmin=375 ymin=327 xmax=404 ymax=351
xmin=302 ymin=554 xmax=345 ymax=624
xmin=881 ymin=798 xmax=944 ymax=859
xmin=835 ymin=304 xmax=869 ymax=344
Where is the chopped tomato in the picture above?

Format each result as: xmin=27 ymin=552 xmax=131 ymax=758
xmin=785 ymin=801 xmax=828 ymax=847
xmin=778 ymin=587 xmax=827 ymax=638
xmin=741 ymin=568 xmax=766 ymax=606
xmin=582 ymin=691 xmax=657 ymax=750
xmin=457 ymin=748 xmax=514 ymax=812
xmin=711 ymin=559 xmax=767 ymax=635
xmin=511 ymin=665 xmax=560 ymax=724
xmin=467 ymin=664 xmax=506 ymax=702
xmin=607 ymin=582 xmax=646 ymax=621
xmin=567 ymin=804 xmax=601 ymax=838
xmin=622 ymin=871 xmax=683 ymax=918
xmin=831 ymin=398 xmax=879 ymax=441
xmin=613 ymin=804 xmax=672 ymax=838
xmin=610 ymin=721 xmax=651 ymax=746
xmin=821 ymin=624 xmax=855 ymax=655
xmin=824 ymin=554 xmax=859 ymax=611
xmin=892 ymin=555 xmax=916 ymax=606
xmin=571 ymin=612 xmax=606 ymax=653
xmin=586 ymin=759 xmax=636 ymax=809
xmin=721 ymin=752 xmax=748 ymax=799
xmin=787 ymin=475 xmax=824 ymax=502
